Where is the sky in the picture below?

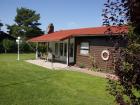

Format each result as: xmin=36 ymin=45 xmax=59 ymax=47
xmin=0 ymin=0 xmax=105 ymax=32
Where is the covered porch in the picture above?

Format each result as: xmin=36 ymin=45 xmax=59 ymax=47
xmin=35 ymin=37 xmax=75 ymax=66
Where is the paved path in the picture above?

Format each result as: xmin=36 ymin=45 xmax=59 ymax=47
xmin=26 ymin=59 xmax=118 ymax=80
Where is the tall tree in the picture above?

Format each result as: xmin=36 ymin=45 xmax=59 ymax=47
xmin=7 ymin=7 xmax=44 ymax=39
xmin=0 ymin=20 xmax=3 ymax=31
xmin=102 ymin=0 xmax=140 ymax=105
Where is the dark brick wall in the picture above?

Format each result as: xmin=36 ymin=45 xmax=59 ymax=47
xmin=75 ymin=36 xmax=126 ymax=72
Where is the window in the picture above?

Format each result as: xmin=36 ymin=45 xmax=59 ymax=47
xmin=60 ymin=43 xmax=63 ymax=56
xmin=64 ymin=43 xmax=67 ymax=56
xmin=70 ymin=43 xmax=73 ymax=57
xmin=55 ymin=43 xmax=58 ymax=55
xmin=80 ymin=42 xmax=89 ymax=55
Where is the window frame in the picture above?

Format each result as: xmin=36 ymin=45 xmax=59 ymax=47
xmin=80 ymin=42 xmax=90 ymax=56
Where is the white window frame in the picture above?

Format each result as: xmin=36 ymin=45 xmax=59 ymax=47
xmin=80 ymin=42 xmax=89 ymax=55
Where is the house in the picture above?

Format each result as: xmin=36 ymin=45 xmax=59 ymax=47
xmin=28 ymin=26 xmax=128 ymax=71
xmin=0 ymin=31 xmax=15 ymax=41
xmin=0 ymin=31 xmax=16 ymax=53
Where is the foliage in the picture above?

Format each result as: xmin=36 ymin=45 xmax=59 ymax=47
xmin=0 ymin=20 xmax=3 ymax=30
xmin=19 ymin=41 xmax=35 ymax=53
xmin=6 ymin=7 xmax=44 ymax=52
xmin=79 ymin=63 xmax=85 ymax=68
xmin=7 ymin=7 xmax=44 ymax=39
xmin=89 ymin=54 xmax=95 ymax=67
xmin=2 ymin=39 xmax=16 ymax=53
xmin=88 ymin=54 xmax=100 ymax=71
xmin=103 ymin=0 xmax=140 ymax=105
xmin=38 ymin=43 xmax=47 ymax=53
xmin=102 ymin=0 xmax=128 ymax=26
xmin=0 ymin=41 xmax=5 ymax=53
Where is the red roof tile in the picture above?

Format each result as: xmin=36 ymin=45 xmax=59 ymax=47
xmin=28 ymin=26 xmax=128 ymax=42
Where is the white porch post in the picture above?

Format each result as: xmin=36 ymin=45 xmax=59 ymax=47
xmin=36 ymin=42 xmax=38 ymax=59
xmin=67 ymin=38 xmax=70 ymax=66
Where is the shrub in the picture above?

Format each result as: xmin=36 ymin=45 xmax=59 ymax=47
xmin=79 ymin=63 xmax=85 ymax=68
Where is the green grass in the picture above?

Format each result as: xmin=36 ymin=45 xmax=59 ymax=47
xmin=0 ymin=54 xmax=115 ymax=105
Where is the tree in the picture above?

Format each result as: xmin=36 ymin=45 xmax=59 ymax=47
xmin=7 ymin=7 xmax=44 ymax=53
xmin=103 ymin=0 xmax=140 ymax=105
xmin=2 ymin=39 xmax=15 ymax=53
xmin=7 ymin=7 xmax=44 ymax=39
xmin=0 ymin=20 xmax=3 ymax=30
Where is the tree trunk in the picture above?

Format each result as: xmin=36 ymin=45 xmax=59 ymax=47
xmin=5 ymin=49 xmax=7 ymax=53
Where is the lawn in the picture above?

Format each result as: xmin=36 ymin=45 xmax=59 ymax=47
xmin=0 ymin=54 xmax=114 ymax=105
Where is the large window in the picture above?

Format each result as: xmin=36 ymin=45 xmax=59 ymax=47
xmin=70 ymin=43 xmax=74 ymax=57
xmin=64 ymin=43 xmax=67 ymax=56
xmin=80 ymin=42 xmax=89 ymax=55
xmin=60 ymin=43 xmax=63 ymax=56
xmin=55 ymin=43 xmax=58 ymax=55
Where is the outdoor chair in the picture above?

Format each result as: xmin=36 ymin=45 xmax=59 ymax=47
xmin=47 ymin=52 xmax=55 ymax=62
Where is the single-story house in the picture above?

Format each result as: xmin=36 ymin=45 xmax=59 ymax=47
xmin=28 ymin=26 xmax=128 ymax=71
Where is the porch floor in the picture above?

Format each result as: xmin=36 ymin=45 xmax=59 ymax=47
xmin=26 ymin=59 xmax=68 ymax=69
xmin=25 ymin=59 xmax=118 ymax=80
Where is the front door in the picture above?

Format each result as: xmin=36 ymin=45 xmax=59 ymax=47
xmin=61 ymin=42 xmax=74 ymax=63
xmin=69 ymin=43 xmax=74 ymax=63
xmin=54 ymin=39 xmax=75 ymax=63
xmin=59 ymin=43 xmax=66 ymax=62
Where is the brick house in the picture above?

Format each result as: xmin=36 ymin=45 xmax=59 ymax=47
xmin=28 ymin=26 xmax=128 ymax=71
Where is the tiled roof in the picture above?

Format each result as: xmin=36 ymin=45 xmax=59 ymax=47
xmin=28 ymin=26 xmax=128 ymax=42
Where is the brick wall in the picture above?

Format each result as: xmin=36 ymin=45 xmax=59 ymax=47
xmin=75 ymin=36 xmax=126 ymax=72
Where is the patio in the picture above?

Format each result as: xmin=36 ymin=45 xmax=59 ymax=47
xmin=26 ymin=59 xmax=68 ymax=70
xmin=26 ymin=59 xmax=118 ymax=80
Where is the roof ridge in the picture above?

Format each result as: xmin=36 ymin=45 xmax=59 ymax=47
xmin=56 ymin=25 xmax=127 ymax=32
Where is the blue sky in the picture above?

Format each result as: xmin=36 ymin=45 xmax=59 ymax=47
xmin=0 ymin=0 xmax=105 ymax=32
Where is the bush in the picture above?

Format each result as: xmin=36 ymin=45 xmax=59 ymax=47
xmin=79 ymin=63 xmax=85 ymax=68
xmin=38 ymin=43 xmax=47 ymax=53
xmin=20 ymin=42 xmax=34 ymax=53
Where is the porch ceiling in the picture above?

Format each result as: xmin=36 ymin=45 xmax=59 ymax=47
xmin=27 ymin=26 xmax=128 ymax=42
